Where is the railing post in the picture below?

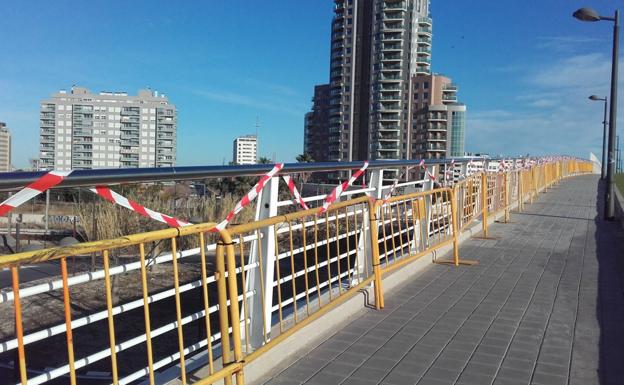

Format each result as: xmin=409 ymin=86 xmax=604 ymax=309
xmin=215 ymin=241 xmax=233 ymax=385
xmin=529 ymin=167 xmax=535 ymax=204
xmin=481 ymin=171 xmax=488 ymax=237
xmin=245 ymin=176 xmax=279 ymax=350
xmin=517 ymin=170 xmax=523 ymax=212
xmin=424 ymin=165 xmax=437 ymax=249
xmin=450 ymin=186 xmax=460 ymax=266
xmin=358 ymin=169 xmax=383 ymax=285
xmin=367 ymin=198 xmax=384 ymax=309
xmin=504 ymin=171 xmax=510 ymax=223
xmin=221 ymin=231 xmax=245 ymax=385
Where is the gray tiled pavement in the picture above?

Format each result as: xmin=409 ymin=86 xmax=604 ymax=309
xmin=264 ymin=175 xmax=624 ymax=385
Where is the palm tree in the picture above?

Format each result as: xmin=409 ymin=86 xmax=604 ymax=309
xmin=296 ymin=153 xmax=314 ymax=163
xmin=296 ymin=153 xmax=315 ymax=189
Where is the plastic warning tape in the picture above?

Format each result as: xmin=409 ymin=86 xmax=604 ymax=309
xmin=445 ymin=159 xmax=456 ymax=184
xmin=90 ymin=186 xmax=191 ymax=228
xmin=283 ymin=175 xmax=309 ymax=210
xmin=381 ymin=160 xmax=424 ymax=203
xmin=319 ymin=161 xmax=368 ymax=214
xmin=212 ymin=163 xmax=284 ymax=231
xmin=0 ymin=170 xmax=72 ymax=216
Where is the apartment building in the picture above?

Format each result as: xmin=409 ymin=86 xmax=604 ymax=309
xmin=0 ymin=122 xmax=11 ymax=172
xmin=410 ymin=73 xmax=466 ymax=159
xmin=233 ymin=135 xmax=258 ymax=165
xmin=305 ymin=0 xmax=466 ymax=173
xmin=39 ymin=87 xmax=177 ymax=170
xmin=304 ymin=84 xmax=331 ymax=162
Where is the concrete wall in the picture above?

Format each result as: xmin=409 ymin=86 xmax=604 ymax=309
xmin=615 ymin=186 xmax=624 ymax=231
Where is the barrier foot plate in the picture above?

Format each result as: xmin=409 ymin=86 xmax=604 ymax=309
xmin=434 ymin=259 xmax=479 ymax=266
xmin=495 ymin=220 xmax=514 ymax=224
xmin=472 ymin=236 xmax=499 ymax=240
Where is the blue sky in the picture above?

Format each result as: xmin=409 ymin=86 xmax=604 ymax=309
xmin=1 ymin=0 xmax=621 ymax=168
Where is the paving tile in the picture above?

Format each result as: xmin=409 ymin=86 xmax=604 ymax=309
xmin=265 ymin=176 xmax=620 ymax=385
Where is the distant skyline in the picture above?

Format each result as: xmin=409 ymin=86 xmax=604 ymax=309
xmin=1 ymin=1 xmax=622 ymax=168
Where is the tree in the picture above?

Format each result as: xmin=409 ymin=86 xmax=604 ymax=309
xmin=296 ymin=153 xmax=314 ymax=163
xmin=258 ymin=156 xmax=273 ymax=164
xmin=296 ymin=153 xmax=315 ymax=190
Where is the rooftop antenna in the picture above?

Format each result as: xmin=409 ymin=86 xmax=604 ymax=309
xmin=254 ymin=115 xmax=260 ymax=138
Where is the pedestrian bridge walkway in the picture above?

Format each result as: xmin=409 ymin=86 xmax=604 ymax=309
xmin=262 ymin=175 xmax=624 ymax=385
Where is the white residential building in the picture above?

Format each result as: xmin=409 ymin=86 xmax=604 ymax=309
xmin=39 ymin=87 xmax=177 ymax=170
xmin=232 ymin=135 xmax=258 ymax=165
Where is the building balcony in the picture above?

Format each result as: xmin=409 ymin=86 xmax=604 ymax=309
xmin=378 ymin=113 xmax=401 ymax=121
xmin=417 ymin=17 xmax=432 ymax=26
xmin=332 ymin=22 xmax=345 ymax=32
xmin=382 ymin=43 xmax=403 ymax=51
xmin=379 ymin=74 xmax=402 ymax=81
xmin=383 ymin=12 xmax=404 ymax=21
xmin=376 ymin=152 xmax=400 ymax=160
xmin=378 ymin=93 xmax=401 ymax=101
xmin=416 ymin=47 xmax=431 ymax=55
xmin=442 ymin=95 xmax=458 ymax=102
xmin=443 ymin=84 xmax=458 ymax=92
xmin=381 ymin=53 xmax=402 ymax=61
xmin=428 ymin=115 xmax=447 ymax=122
xmin=381 ymin=63 xmax=402 ymax=71
xmin=415 ymin=65 xmax=430 ymax=74
xmin=331 ymin=41 xmax=345 ymax=51
xmin=382 ymin=32 xmax=403 ymax=42
xmin=383 ymin=2 xmax=406 ymax=10
xmin=379 ymin=85 xmax=401 ymax=91
xmin=376 ymin=133 xmax=400 ymax=141
xmin=426 ymin=144 xmax=446 ymax=151
xmin=415 ymin=56 xmax=431 ymax=65
xmin=382 ymin=22 xmax=404 ymax=31
xmin=417 ymin=27 xmax=432 ymax=35
xmin=379 ymin=124 xmax=400 ymax=131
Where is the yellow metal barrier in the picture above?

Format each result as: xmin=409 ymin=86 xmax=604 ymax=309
xmin=0 ymin=159 xmax=594 ymax=385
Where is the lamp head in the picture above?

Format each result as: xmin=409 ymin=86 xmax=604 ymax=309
xmin=589 ymin=95 xmax=606 ymax=101
xmin=573 ymin=7 xmax=601 ymax=22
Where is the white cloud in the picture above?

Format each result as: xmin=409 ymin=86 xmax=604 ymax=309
xmin=468 ymin=51 xmax=623 ymax=158
xmin=536 ymin=36 xmax=602 ymax=53
xmin=192 ymin=89 xmax=305 ymax=116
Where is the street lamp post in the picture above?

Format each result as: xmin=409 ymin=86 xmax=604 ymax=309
xmin=588 ymin=95 xmax=608 ymax=179
xmin=574 ymin=7 xmax=620 ymax=220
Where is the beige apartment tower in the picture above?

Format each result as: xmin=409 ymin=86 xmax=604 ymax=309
xmin=39 ymin=87 xmax=177 ymax=170
xmin=410 ymin=73 xmax=466 ymax=159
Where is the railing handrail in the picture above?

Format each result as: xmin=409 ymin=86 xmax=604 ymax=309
xmin=0 ymin=156 xmax=581 ymax=191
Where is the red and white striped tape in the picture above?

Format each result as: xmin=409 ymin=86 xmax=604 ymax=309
xmin=90 ymin=186 xmax=191 ymax=228
xmin=213 ymin=163 xmax=284 ymax=231
xmin=382 ymin=160 xmax=424 ymax=203
xmin=425 ymin=166 xmax=437 ymax=182
xmin=89 ymin=163 xmax=284 ymax=231
xmin=0 ymin=170 xmax=72 ymax=216
xmin=445 ymin=159 xmax=456 ymax=184
xmin=319 ymin=161 xmax=368 ymax=214
xmin=283 ymin=175 xmax=309 ymax=210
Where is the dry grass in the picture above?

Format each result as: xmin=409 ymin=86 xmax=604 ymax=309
xmin=76 ymin=188 xmax=255 ymax=243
